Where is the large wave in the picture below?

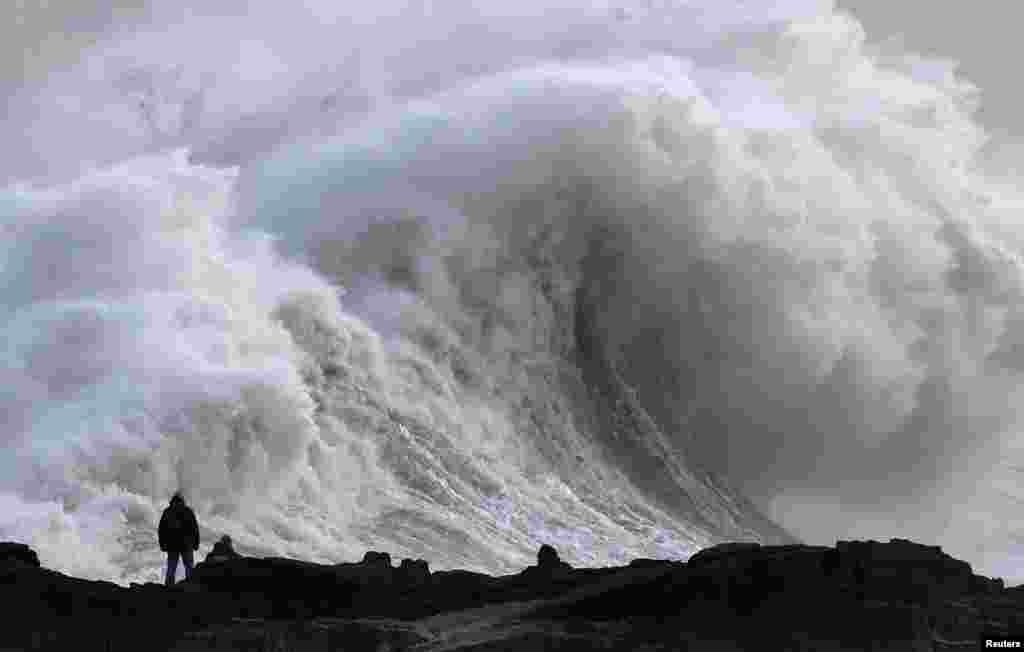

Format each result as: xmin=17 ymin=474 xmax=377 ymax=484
xmin=3 ymin=0 xmax=1024 ymax=585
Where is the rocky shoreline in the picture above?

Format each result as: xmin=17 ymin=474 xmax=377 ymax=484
xmin=2 ymin=538 xmax=1022 ymax=650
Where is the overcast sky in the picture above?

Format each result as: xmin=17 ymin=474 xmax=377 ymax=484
xmin=836 ymin=1 xmax=1024 ymax=144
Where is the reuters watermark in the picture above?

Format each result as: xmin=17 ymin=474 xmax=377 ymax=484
xmin=982 ymin=637 xmax=1024 ymax=649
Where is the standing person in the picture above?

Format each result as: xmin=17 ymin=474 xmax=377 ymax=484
xmin=158 ymin=492 xmax=200 ymax=586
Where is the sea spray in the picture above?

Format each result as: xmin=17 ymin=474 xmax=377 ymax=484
xmin=2 ymin=1 xmax=1024 ymax=585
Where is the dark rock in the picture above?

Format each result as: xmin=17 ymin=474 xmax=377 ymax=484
xmin=396 ymin=558 xmax=430 ymax=587
xmin=536 ymin=543 xmax=572 ymax=571
xmin=189 ymin=555 xmax=362 ymax=618
xmin=972 ymin=574 xmax=1006 ymax=594
xmin=360 ymin=550 xmax=391 ymax=569
xmin=3 ymin=538 xmax=1024 ymax=650
xmin=0 ymin=541 xmax=40 ymax=567
xmin=340 ymin=550 xmax=394 ymax=591
xmin=830 ymin=538 xmax=975 ymax=602
xmin=687 ymin=541 xmax=761 ymax=568
xmin=202 ymin=535 xmax=241 ymax=564
xmin=518 ymin=544 xmax=573 ymax=585
xmin=627 ymin=558 xmax=674 ymax=569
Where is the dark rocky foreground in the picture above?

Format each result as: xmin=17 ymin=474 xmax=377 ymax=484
xmin=2 ymin=538 xmax=1022 ymax=651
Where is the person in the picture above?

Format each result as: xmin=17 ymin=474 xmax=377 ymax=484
xmin=158 ymin=492 xmax=200 ymax=586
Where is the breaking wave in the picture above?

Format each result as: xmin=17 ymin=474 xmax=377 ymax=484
xmin=3 ymin=0 xmax=1024 ymax=584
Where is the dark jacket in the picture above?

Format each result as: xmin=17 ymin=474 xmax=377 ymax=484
xmin=158 ymin=497 xmax=200 ymax=553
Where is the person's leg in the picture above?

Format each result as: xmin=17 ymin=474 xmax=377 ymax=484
xmin=165 ymin=551 xmax=180 ymax=586
xmin=181 ymin=548 xmax=194 ymax=580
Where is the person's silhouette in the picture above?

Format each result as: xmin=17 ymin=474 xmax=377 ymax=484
xmin=158 ymin=493 xmax=200 ymax=586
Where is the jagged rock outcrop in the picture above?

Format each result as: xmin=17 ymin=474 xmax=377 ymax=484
xmin=2 ymin=538 xmax=1022 ymax=651
xmin=536 ymin=543 xmax=571 ymax=571
xmin=360 ymin=550 xmax=392 ymax=569
xmin=397 ymin=558 xmax=430 ymax=587
xmin=202 ymin=535 xmax=240 ymax=564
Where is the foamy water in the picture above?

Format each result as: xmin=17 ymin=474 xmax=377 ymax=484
xmin=3 ymin=0 xmax=1024 ymax=585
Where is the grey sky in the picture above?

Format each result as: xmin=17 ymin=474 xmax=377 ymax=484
xmin=837 ymin=0 xmax=1024 ymax=143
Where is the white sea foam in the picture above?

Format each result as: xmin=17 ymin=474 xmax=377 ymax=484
xmin=2 ymin=0 xmax=1024 ymax=585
